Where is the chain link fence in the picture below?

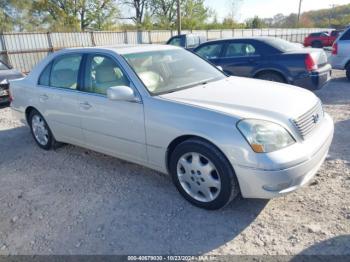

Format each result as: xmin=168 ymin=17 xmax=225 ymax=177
xmin=0 ymin=28 xmax=328 ymax=73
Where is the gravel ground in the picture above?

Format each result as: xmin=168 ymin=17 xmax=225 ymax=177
xmin=0 ymin=71 xmax=349 ymax=256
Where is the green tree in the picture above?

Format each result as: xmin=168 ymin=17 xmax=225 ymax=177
xmin=246 ymin=16 xmax=265 ymax=28
xmin=121 ymin=0 xmax=149 ymax=27
xmin=181 ymin=0 xmax=211 ymax=30
xmin=31 ymin=0 xmax=120 ymax=31
xmin=150 ymin=0 xmax=177 ymax=29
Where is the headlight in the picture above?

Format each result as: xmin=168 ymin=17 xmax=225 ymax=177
xmin=237 ymin=119 xmax=295 ymax=153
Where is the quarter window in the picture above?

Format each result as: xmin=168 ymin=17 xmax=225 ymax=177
xmin=38 ymin=62 xmax=52 ymax=86
xmin=0 ymin=61 xmax=9 ymax=70
xmin=223 ymin=43 xmax=257 ymax=57
xmin=195 ymin=44 xmax=223 ymax=59
xmin=83 ymin=55 xmax=130 ymax=95
xmin=50 ymin=55 xmax=82 ymax=89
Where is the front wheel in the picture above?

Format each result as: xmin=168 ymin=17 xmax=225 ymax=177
xmin=29 ymin=109 xmax=54 ymax=150
xmin=169 ymin=139 xmax=240 ymax=210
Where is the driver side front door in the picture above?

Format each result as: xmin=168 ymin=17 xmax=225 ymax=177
xmin=77 ymin=53 xmax=147 ymax=164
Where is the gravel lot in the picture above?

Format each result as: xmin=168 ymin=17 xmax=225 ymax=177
xmin=0 ymin=71 xmax=349 ymax=256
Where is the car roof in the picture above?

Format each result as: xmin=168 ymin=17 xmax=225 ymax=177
xmin=60 ymin=44 xmax=181 ymax=55
xmin=196 ymin=36 xmax=280 ymax=45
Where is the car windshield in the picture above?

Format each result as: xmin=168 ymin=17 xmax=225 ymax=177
xmin=122 ymin=49 xmax=225 ymax=95
xmin=265 ymin=38 xmax=302 ymax=52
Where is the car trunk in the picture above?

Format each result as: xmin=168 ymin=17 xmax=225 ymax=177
xmin=285 ymin=48 xmax=329 ymax=68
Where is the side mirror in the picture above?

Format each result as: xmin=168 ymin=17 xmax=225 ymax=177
xmin=107 ymin=86 xmax=140 ymax=102
xmin=217 ymin=66 xmax=223 ymax=71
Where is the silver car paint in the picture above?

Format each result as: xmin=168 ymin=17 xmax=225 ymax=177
xmin=330 ymin=28 xmax=350 ymax=70
xmin=10 ymin=45 xmax=334 ymax=199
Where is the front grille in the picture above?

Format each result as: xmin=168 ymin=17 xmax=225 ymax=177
xmin=292 ymin=100 xmax=324 ymax=139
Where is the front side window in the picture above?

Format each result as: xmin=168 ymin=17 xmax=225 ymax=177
xmin=50 ymin=54 xmax=82 ymax=89
xmin=0 ymin=61 xmax=9 ymax=70
xmin=123 ymin=49 xmax=225 ymax=95
xmin=195 ymin=44 xmax=223 ymax=59
xmin=83 ymin=55 xmax=130 ymax=95
xmin=223 ymin=43 xmax=257 ymax=57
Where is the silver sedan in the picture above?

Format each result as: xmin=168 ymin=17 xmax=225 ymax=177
xmin=10 ymin=45 xmax=334 ymax=209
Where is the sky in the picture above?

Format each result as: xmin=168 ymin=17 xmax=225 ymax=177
xmin=204 ymin=0 xmax=350 ymax=22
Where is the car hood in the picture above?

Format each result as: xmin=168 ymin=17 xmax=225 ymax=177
xmin=159 ymin=76 xmax=319 ymax=121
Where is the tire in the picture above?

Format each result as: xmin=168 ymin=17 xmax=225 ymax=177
xmin=256 ymin=72 xmax=286 ymax=83
xmin=28 ymin=109 xmax=55 ymax=150
xmin=169 ymin=138 xmax=240 ymax=210
xmin=346 ymin=64 xmax=350 ymax=81
xmin=311 ymin=41 xmax=323 ymax=48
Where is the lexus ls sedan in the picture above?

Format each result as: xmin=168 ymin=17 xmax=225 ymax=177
xmin=10 ymin=45 xmax=334 ymax=210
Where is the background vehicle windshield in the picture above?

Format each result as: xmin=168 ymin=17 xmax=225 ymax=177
xmin=265 ymin=38 xmax=302 ymax=52
xmin=123 ymin=49 xmax=225 ymax=95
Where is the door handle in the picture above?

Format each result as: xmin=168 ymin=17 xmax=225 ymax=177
xmin=39 ymin=94 xmax=48 ymax=102
xmin=80 ymin=101 xmax=92 ymax=110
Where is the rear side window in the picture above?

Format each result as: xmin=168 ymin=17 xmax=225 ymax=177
xmin=38 ymin=62 xmax=52 ymax=86
xmin=340 ymin=29 xmax=350 ymax=40
xmin=223 ymin=43 xmax=257 ymax=57
xmin=195 ymin=44 xmax=223 ymax=59
xmin=50 ymin=55 xmax=82 ymax=89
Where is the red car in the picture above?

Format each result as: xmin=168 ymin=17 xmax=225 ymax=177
xmin=304 ymin=30 xmax=342 ymax=48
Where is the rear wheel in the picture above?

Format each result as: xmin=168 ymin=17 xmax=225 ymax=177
xmin=169 ymin=138 xmax=240 ymax=210
xmin=346 ymin=64 xmax=350 ymax=81
xmin=256 ymin=72 xmax=286 ymax=83
xmin=29 ymin=109 xmax=54 ymax=150
xmin=311 ymin=41 xmax=323 ymax=48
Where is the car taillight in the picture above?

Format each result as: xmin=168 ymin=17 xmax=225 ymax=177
xmin=305 ymin=54 xmax=317 ymax=71
xmin=332 ymin=43 xmax=338 ymax=55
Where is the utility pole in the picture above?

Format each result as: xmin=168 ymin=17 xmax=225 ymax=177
xmin=177 ymin=0 xmax=181 ymax=35
xmin=297 ymin=0 xmax=303 ymax=26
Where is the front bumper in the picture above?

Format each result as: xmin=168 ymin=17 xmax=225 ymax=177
xmin=234 ymin=113 xmax=334 ymax=199
xmin=293 ymin=64 xmax=332 ymax=91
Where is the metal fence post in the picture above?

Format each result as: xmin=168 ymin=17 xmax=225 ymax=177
xmin=124 ymin=30 xmax=128 ymax=44
xmin=148 ymin=30 xmax=152 ymax=44
xmin=47 ymin=32 xmax=53 ymax=53
xmin=0 ymin=33 xmax=10 ymax=66
xmin=90 ymin=31 xmax=96 ymax=46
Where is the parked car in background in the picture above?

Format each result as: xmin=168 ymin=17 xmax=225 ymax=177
xmin=304 ymin=30 xmax=343 ymax=48
xmin=330 ymin=27 xmax=350 ymax=81
xmin=166 ymin=34 xmax=206 ymax=51
xmin=0 ymin=60 xmax=24 ymax=105
xmin=194 ymin=37 xmax=331 ymax=91
xmin=10 ymin=45 xmax=334 ymax=210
